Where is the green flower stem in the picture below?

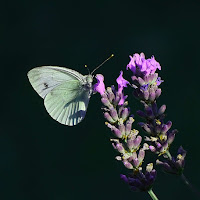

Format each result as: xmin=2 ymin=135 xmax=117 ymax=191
xmin=148 ymin=189 xmax=159 ymax=200
xmin=181 ymin=174 xmax=200 ymax=198
xmin=165 ymin=150 xmax=172 ymax=160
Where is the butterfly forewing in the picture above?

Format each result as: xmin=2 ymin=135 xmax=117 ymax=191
xmin=27 ymin=66 xmax=85 ymax=98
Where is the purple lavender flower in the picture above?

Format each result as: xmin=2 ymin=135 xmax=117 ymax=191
xmin=137 ymin=102 xmax=177 ymax=155
xmin=93 ymin=74 xmax=105 ymax=95
xmin=120 ymin=163 xmax=157 ymax=192
xmin=126 ymin=52 xmax=187 ymax=181
xmin=116 ymin=71 xmax=130 ymax=94
xmin=127 ymin=52 xmax=163 ymax=102
xmin=94 ymin=72 xmax=157 ymax=196
xmin=156 ymin=146 xmax=187 ymax=175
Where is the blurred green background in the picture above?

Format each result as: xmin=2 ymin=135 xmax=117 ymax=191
xmin=1 ymin=1 xmax=200 ymax=200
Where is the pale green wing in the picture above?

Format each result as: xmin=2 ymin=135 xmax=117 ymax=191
xmin=44 ymin=80 xmax=91 ymax=126
xmin=27 ymin=66 xmax=84 ymax=98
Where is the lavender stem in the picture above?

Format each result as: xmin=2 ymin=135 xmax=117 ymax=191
xmin=148 ymin=189 xmax=159 ymax=200
xmin=165 ymin=150 xmax=172 ymax=160
xmin=181 ymin=174 xmax=200 ymax=198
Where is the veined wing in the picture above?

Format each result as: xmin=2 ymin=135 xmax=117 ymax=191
xmin=44 ymin=80 xmax=91 ymax=126
xmin=27 ymin=66 xmax=85 ymax=98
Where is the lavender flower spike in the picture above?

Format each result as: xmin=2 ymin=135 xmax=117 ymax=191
xmin=127 ymin=52 xmax=163 ymax=102
xmin=156 ymin=146 xmax=187 ymax=175
xmin=120 ymin=163 xmax=157 ymax=192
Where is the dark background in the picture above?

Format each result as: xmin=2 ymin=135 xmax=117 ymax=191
xmin=1 ymin=1 xmax=200 ymax=200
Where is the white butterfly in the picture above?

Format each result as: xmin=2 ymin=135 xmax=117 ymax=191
xmin=27 ymin=66 xmax=93 ymax=126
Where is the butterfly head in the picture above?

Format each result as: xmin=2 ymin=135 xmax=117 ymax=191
xmin=86 ymin=74 xmax=93 ymax=84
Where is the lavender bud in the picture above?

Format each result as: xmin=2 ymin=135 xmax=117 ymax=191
xmin=125 ymin=117 xmax=134 ymax=135
xmin=162 ymin=141 xmax=168 ymax=150
xmin=158 ymin=104 xmax=166 ymax=115
xmin=101 ymin=93 xmax=107 ymax=99
xmin=145 ymin=106 xmax=154 ymax=118
xmin=110 ymin=108 xmax=119 ymax=121
xmin=133 ymin=158 xmax=140 ymax=168
xmin=167 ymin=132 xmax=175 ymax=145
xmin=121 ymin=107 xmax=129 ymax=120
xmin=127 ymin=139 xmax=135 ymax=150
xmin=132 ymin=136 xmax=142 ymax=149
xmin=166 ymin=121 xmax=172 ymax=129
xmin=143 ymin=90 xmax=149 ymax=100
xmin=149 ymin=145 xmax=156 ymax=152
xmin=155 ymin=142 xmax=162 ymax=149
xmin=104 ymin=112 xmax=115 ymax=123
xmin=106 ymin=123 xmax=122 ymax=138
xmin=149 ymin=88 xmax=156 ymax=102
xmin=123 ymin=160 xmax=134 ymax=169
xmin=113 ymin=92 xmax=121 ymax=105
xmin=155 ymin=125 xmax=161 ymax=134
xmin=120 ymin=174 xmax=128 ymax=183
xmin=156 ymin=159 xmax=172 ymax=171
xmin=161 ymin=121 xmax=172 ymax=134
xmin=152 ymin=102 xmax=158 ymax=115
xmin=107 ymin=88 xmax=115 ymax=102
xmin=118 ymin=106 xmax=124 ymax=117
xmin=138 ymin=149 xmax=145 ymax=162
xmin=138 ymin=77 xmax=145 ymax=85
xmin=101 ymin=98 xmax=112 ymax=108
xmin=139 ymin=123 xmax=152 ymax=134
xmin=136 ymin=110 xmax=146 ymax=118
xmin=113 ymin=127 xmax=122 ymax=138
xmin=118 ymin=124 xmax=125 ymax=136
xmin=116 ymin=143 xmax=125 ymax=153
xmin=155 ymin=88 xmax=161 ymax=98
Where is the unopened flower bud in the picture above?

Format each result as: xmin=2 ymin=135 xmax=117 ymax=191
xmin=138 ymin=149 xmax=145 ymax=162
xmin=149 ymin=88 xmax=156 ymax=102
xmin=110 ymin=108 xmax=119 ymax=121
xmin=138 ymin=77 xmax=145 ymax=85
xmin=104 ymin=112 xmax=115 ymax=123
xmin=133 ymin=158 xmax=140 ymax=168
xmin=116 ymin=143 xmax=125 ymax=153
xmin=123 ymin=160 xmax=133 ymax=169
xmin=101 ymin=98 xmax=112 ymax=108
xmin=143 ymin=90 xmax=149 ymax=100
xmin=155 ymin=88 xmax=161 ymax=98
xmin=136 ymin=110 xmax=146 ymax=118
xmin=167 ymin=132 xmax=175 ymax=145
xmin=149 ymin=145 xmax=156 ymax=152
xmin=118 ymin=124 xmax=125 ymax=136
xmin=158 ymin=104 xmax=166 ymax=115
xmin=121 ymin=107 xmax=129 ymax=120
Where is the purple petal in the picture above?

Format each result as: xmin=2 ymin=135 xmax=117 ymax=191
xmin=94 ymin=74 xmax=105 ymax=95
xmin=116 ymin=71 xmax=130 ymax=94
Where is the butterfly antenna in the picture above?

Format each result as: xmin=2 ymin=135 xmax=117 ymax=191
xmin=85 ymin=65 xmax=91 ymax=74
xmin=91 ymin=54 xmax=114 ymax=75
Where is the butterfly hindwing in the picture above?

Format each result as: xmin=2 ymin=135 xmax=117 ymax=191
xmin=44 ymin=80 xmax=91 ymax=126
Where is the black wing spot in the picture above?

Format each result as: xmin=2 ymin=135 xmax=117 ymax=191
xmin=44 ymin=82 xmax=48 ymax=89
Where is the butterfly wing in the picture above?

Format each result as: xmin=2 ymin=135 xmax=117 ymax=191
xmin=44 ymin=80 xmax=91 ymax=126
xmin=27 ymin=66 xmax=84 ymax=98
